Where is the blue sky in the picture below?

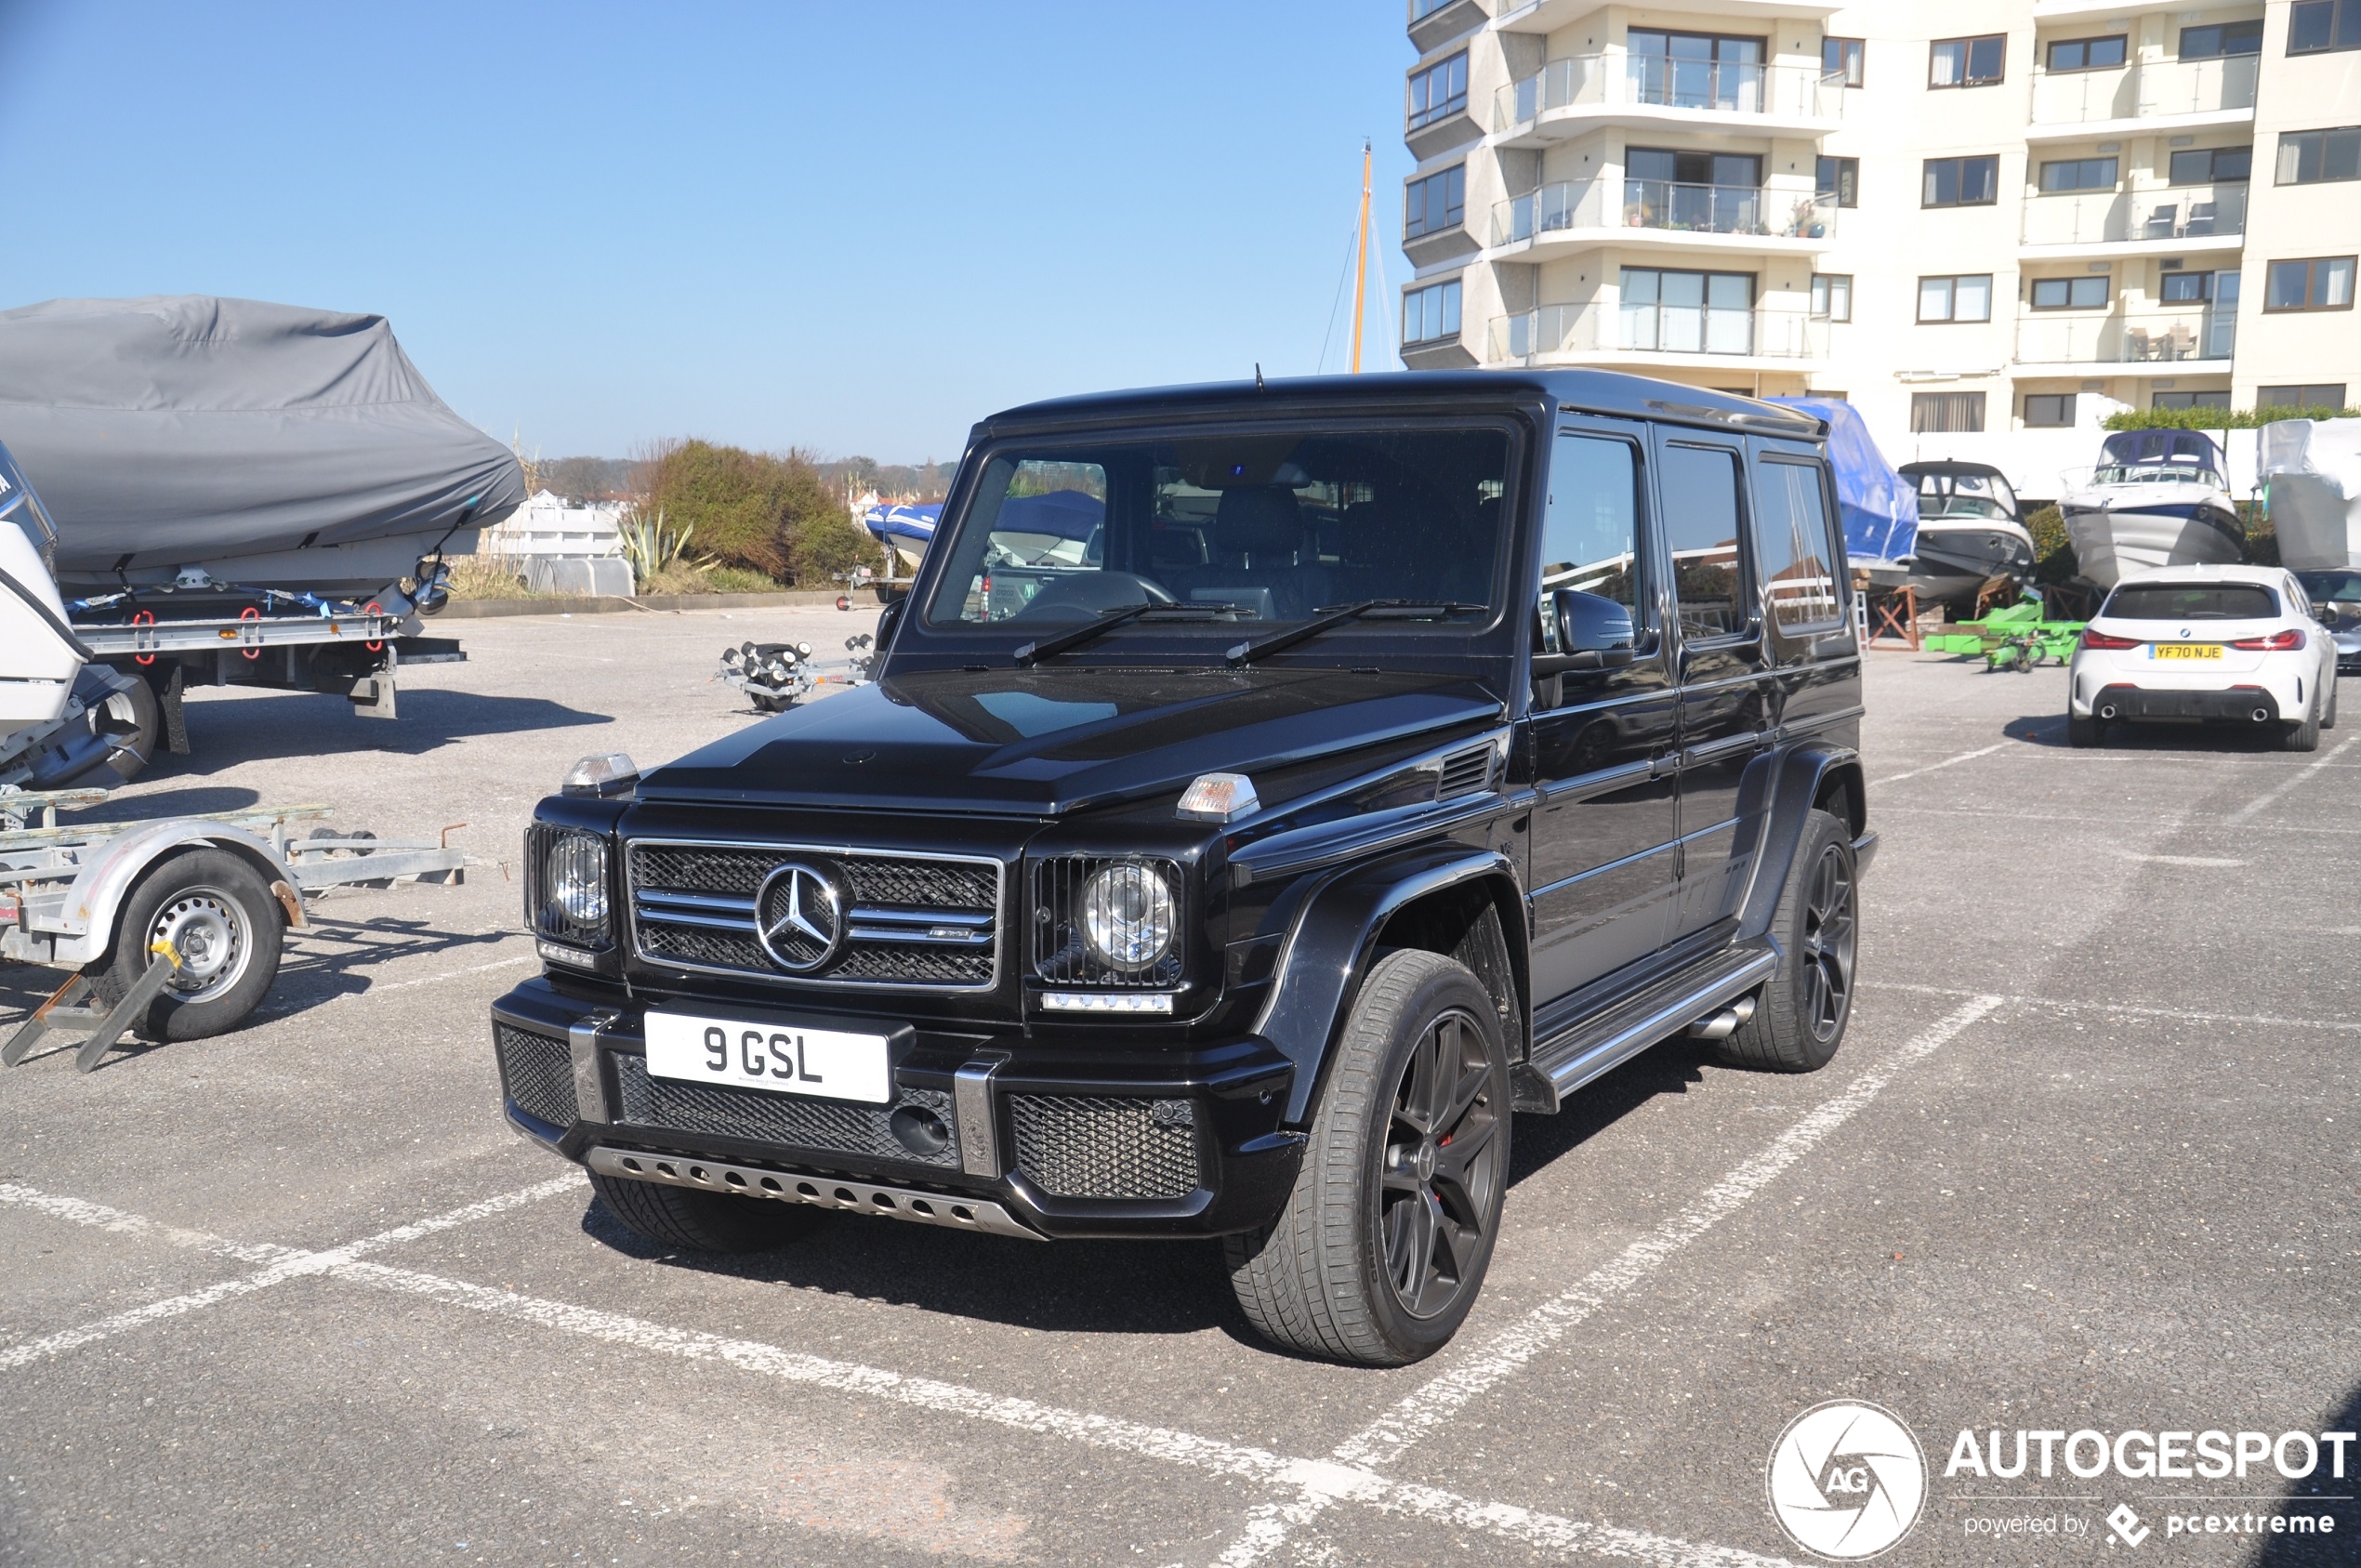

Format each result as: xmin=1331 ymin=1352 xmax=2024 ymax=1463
xmin=0 ymin=2 xmax=1419 ymax=464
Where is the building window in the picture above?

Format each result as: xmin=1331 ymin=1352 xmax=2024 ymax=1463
xmin=1626 ymin=30 xmax=1766 ymax=112
xmin=1410 ymin=0 xmax=1457 ymax=20
xmin=2153 ymin=390 xmax=2233 ymax=411
xmin=1810 ymin=273 xmax=1853 ymax=322
xmin=2289 ymin=0 xmax=2361 ymax=54
xmin=2170 ymin=146 xmax=2253 ymax=184
xmin=1816 ymin=155 xmax=1859 ymax=207
xmin=2039 ymin=156 xmax=2119 ymax=191
xmin=1931 ymin=34 xmax=2006 ymax=86
xmin=1919 ymin=275 xmax=1994 ymax=323
xmin=1404 ymin=165 xmax=1466 ymax=240
xmin=2264 ymin=257 xmax=2356 ymax=311
xmin=1407 ymin=52 xmax=1469 ymax=130
xmin=1823 ymin=36 xmax=1865 ymax=86
xmin=2258 ymin=383 xmax=2350 ymax=409
xmin=2045 ymin=35 xmax=2127 ymax=72
xmin=2161 ymin=271 xmax=2213 ymax=302
xmin=1403 ymin=279 xmax=1462 ymax=345
xmin=1620 ymin=268 xmax=1757 ymax=354
xmin=2030 ymin=276 xmax=2111 ymax=309
xmin=1912 ymin=391 xmax=1987 ymax=432
xmin=2180 ymin=20 xmax=2263 ymax=58
xmin=1923 ymin=156 xmax=2000 ymax=207
xmin=2276 ymin=127 xmax=2361 ymax=184
xmin=2024 ymin=393 xmax=2077 ymax=428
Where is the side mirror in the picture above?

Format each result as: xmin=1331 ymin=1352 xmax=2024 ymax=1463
xmin=1551 ymin=589 xmax=1637 ymax=668
xmin=876 ymin=597 xmax=904 ymax=652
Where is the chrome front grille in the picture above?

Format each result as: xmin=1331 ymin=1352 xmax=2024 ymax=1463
xmin=627 ymin=839 xmax=1002 ymax=991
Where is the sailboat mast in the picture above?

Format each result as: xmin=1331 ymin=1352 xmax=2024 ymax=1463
xmin=1350 ymin=140 xmax=1372 ymax=375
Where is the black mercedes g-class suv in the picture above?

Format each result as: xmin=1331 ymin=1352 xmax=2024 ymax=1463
xmin=492 ymin=370 xmax=1872 ymax=1365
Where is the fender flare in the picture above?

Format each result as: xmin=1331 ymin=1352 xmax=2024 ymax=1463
xmin=1733 ymin=742 xmax=1866 ymax=943
xmin=1250 ymin=842 xmax=1524 ymax=1125
xmin=46 ymin=822 xmax=299 ymax=967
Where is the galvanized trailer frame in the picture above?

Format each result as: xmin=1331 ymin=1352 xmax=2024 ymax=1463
xmin=0 ymin=789 xmax=470 ymax=1071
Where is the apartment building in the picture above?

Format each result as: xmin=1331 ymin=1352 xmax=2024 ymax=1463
xmin=1398 ymin=0 xmax=2361 ymax=480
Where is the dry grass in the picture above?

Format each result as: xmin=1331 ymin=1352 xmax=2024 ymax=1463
xmin=443 ymin=555 xmax=535 ymax=600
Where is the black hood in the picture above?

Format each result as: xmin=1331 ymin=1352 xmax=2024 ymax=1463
xmin=640 ymin=666 xmax=1505 ymax=815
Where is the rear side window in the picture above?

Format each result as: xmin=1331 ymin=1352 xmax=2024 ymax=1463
xmin=2103 ymin=584 xmax=2279 ymax=620
xmin=1660 ymin=443 xmax=1750 ymax=639
xmin=1752 ymin=459 xmax=1842 ymax=629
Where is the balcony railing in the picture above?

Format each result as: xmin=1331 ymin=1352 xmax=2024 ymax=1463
xmin=1491 ymin=178 xmax=1838 ymax=245
xmin=2019 ymin=182 xmax=2248 ymax=245
xmin=2029 ymin=55 xmax=2258 ymax=125
xmin=1488 ymin=302 xmax=1827 ymax=362
xmin=1495 ymin=53 xmax=1844 ymax=132
xmin=2014 ymin=310 xmax=2237 ymax=364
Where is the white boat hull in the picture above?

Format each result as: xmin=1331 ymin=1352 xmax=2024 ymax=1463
xmin=2059 ymin=493 xmax=2244 ymax=587
xmin=0 ymin=524 xmax=83 ymax=747
xmin=2267 ymin=475 xmax=2361 ymax=571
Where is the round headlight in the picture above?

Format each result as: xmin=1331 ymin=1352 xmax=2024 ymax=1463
xmin=547 ymin=833 xmax=609 ymax=929
xmin=1080 ymin=863 xmax=1176 ymax=971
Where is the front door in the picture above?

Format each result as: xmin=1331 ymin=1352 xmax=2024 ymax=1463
xmin=1657 ymin=436 xmax=1772 ymax=941
xmin=1527 ymin=422 xmax=1681 ymax=1004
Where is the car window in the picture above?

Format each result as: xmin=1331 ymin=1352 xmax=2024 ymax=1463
xmin=2102 ymin=584 xmax=2279 ymax=620
xmin=922 ymin=428 xmax=1510 ymax=632
xmin=1538 ymin=432 xmax=1643 ymax=652
xmin=1752 ymin=459 xmax=1842 ymax=630
xmin=1660 ymin=442 xmax=1749 ymax=639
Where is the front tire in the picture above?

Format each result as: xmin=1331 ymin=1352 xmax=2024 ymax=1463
xmin=1714 ymin=810 xmax=1856 ymax=1074
xmin=588 ymin=1170 xmax=823 ymax=1253
xmin=92 ymin=848 xmax=284 ymax=1041
xmin=1224 ymin=950 xmax=1510 ymax=1365
xmin=2322 ymin=677 xmax=2338 ymax=731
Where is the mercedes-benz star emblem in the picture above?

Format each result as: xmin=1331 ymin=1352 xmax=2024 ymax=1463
xmin=756 ymin=861 xmax=847 ymax=973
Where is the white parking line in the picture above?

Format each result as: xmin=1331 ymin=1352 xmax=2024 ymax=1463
xmin=1215 ymin=995 xmax=2005 ymax=1565
xmin=0 ymin=1174 xmax=580 ymax=1372
xmin=1861 ymin=980 xmax=2361 ymax=1034
xmin=367 ymin=951 xmax=536 ymax=994
xmin=1869 ymin=742 xmax=2008 ymax=785
xmin=0 ymin=1175 xmax=1802 ymax=1566
xmin=2226 ymin=733 xmax=2360 ymax=823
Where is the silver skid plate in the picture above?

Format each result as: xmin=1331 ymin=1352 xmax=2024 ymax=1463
xmin=586 ymin=1146 xmax=1041 ymax=1241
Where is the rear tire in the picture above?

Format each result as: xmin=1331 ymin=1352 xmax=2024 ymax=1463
xmin=92 ymin=848 xmax=284 ymax=1041
xmin=2284 ymin=700 xmax=2321 ymax=753
xmin=2067 ymin=713 xmax=2104 ymax=748
xmin=2322 ymin=678 xmax=2338 ymax=731
xmin=1224 ymin=950 xmax=1510 ymax=1365
xmin=1714 ymin=810 xmax=1856 ymax=1074
xmin=588 ymin=1169 xmax=823 ymax=1253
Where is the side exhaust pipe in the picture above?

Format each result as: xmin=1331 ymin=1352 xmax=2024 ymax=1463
xmin=1688 ymin=994 xmax=1759 ymax=1041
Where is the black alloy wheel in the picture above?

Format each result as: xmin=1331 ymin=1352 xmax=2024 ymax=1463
xmin=1380 ymin=1007 xmax=1502 ymax=1319
xmin=1715 ymin=809 xmax=1857 ymax=1074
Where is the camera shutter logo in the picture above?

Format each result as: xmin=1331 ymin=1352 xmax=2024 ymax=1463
xmin=757 ymin=861 xmax=847 ymax=973
xmin=1766 ymin=1401 xmax=1927 ymax=1559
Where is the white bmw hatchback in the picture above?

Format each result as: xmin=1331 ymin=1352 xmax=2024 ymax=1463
xmin=2067 ymin=564 xmax=2341 ymax=751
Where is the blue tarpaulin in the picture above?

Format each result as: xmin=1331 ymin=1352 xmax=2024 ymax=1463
xmin=863 ymin=502 xmax=940 ymax=546
xmin=993 ymin=488 xmax=1103 ymax=541
xmin=1768 ymin=398 xmax=1919 ymax=566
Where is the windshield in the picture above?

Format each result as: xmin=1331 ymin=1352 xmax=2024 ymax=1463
xmin=2103 ymin=583 xmax=2278 ymax=620
xmin=1912 ymin=469 xmax=2017 ymax=520
xmin=922 ymin=426 xmax=1511 ymax=638
xmin=2091 ymin=462 xmax=2225 ymax=488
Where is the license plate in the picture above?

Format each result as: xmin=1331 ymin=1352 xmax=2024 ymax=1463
xmin=643 ymin=1008 xmax=893 ymax=1103
xmin=2150 ymin=643 xmax=2223 ymax=661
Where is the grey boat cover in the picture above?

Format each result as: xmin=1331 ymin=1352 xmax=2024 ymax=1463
xmin=0 ymin=296 xmax=522 ymax=575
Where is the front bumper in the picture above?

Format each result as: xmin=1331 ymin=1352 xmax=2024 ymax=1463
xmin=491 ymin=979 xmax=1302 ymax=1240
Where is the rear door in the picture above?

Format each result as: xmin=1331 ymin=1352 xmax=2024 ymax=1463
xmin=1526 ymin=420 xmax=1681 ymax=1004
xmin=1655 ymin=433 xmax=1771 ymax=942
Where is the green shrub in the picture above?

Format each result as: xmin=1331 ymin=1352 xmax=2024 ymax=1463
xmin=2025 ymin=504 xmax=2080 ymax=585
xmin=2103 ymin=405 xmax=2361 ymax=431
xmin=632 ymin=439 xmax=854 ymax=585
xmin=702 ymin=565 xmax=782 ymax=593
xmin=2241 ymin=498 xmax=2278 ymax=567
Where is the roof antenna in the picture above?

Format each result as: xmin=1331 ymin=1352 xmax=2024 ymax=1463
xmin=1254 ymin=362 xmax=1265 ymax=390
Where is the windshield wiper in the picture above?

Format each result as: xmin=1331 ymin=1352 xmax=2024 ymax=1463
xmin=1012 ymin=601 xmax=1241 ymax=665
xmin=1225 ymin=600 xmax=1486 ymax=667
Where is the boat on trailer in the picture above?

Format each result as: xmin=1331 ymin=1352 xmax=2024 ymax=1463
xmin=2058 ymin=428 xmax=2243 ymax=587
xmin=2262 ymin=417 xmax=2361 ymax=571
xmin=1896 ymin=460 xmax=2037 ymax=609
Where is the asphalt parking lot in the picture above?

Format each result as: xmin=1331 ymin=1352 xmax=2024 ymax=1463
xmin=3 ymin=611 xmax=2354 ymax=1567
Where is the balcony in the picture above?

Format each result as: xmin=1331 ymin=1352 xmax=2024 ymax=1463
xmin=2019 ymin=183 xmax=2247 ymax=254
xmin=1490 ymin=178 xmax=1837 ymax=252
xmin=2027 ymin=56 xmax=2258 ymax=136
xmin=1494 ymin=53 xmax=1844 ymax=140
xmin=2012 ymin=310 xmax=2237 ymax=371
xmin=1488 ymin=301 xmax=1827 ymax=365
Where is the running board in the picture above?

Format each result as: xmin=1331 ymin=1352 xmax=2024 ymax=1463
xmin=1513 ymin=944 xmax=1779 ymax=1113
xmin=585 ymin=1146 xmax=1044 ymax=1241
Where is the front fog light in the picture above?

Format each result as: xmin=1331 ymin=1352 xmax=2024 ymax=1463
xmin=546 ymin=833 xmax=609 ymax=929
xmin=1080 ymin=863 xmax=1176 ymax=971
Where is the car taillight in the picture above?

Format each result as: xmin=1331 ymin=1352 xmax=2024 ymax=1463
xmin=2229 ymin=628 xmax=2305 ymax=651
xmin=2079 ymin=629 xmax=2139 ymax=651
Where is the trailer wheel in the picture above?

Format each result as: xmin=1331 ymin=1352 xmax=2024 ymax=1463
xmin=92 ymin=850 xmax=284 ymax=1041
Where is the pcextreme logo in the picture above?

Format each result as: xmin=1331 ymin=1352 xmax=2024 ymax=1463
xmin=1767 ymin=1401 xmax=1929 ymax=1560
